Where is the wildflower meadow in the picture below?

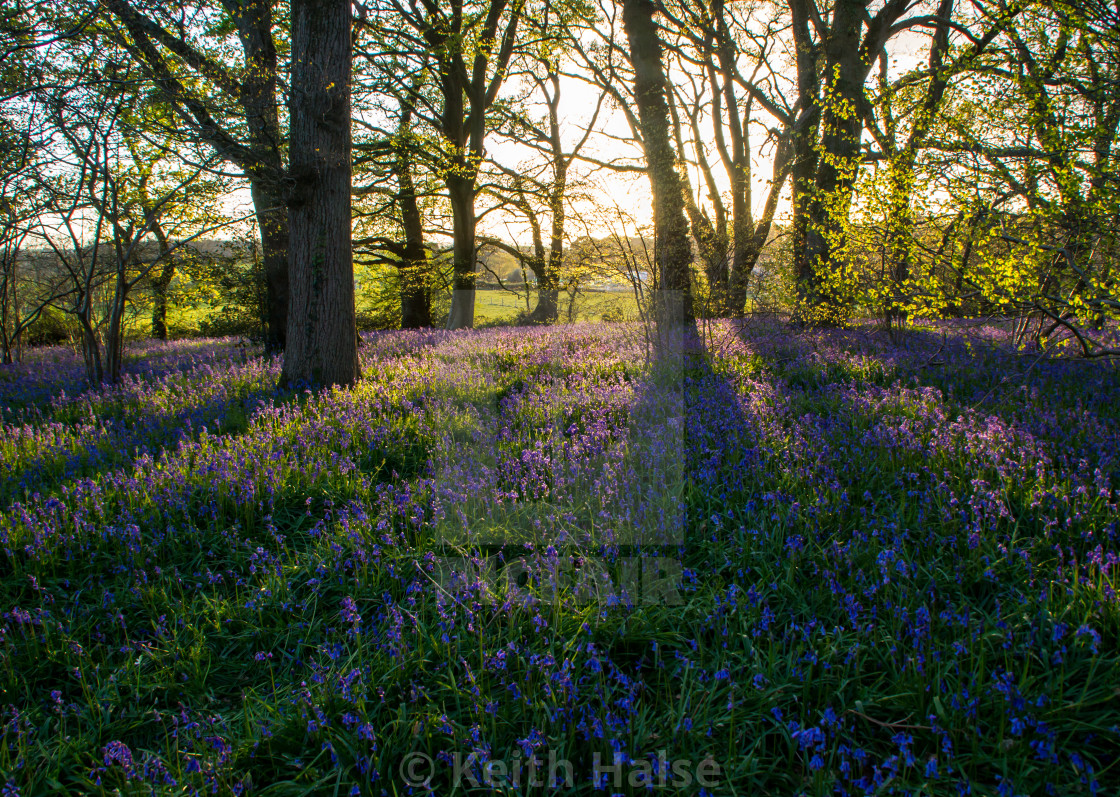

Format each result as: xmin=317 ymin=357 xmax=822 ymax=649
xmin=0 ymin=320 xmax=1117 ymax=795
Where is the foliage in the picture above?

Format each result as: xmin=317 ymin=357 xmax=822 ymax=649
xmin=195 ymin=241 xmax=269 ymax=341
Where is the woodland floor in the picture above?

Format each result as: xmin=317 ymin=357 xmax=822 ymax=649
xmin=0 ymin=319 xmax=1117 ymax=795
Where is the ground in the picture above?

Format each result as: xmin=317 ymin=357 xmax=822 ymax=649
xmin=0 ymin=319 xmax=1117 ymax=795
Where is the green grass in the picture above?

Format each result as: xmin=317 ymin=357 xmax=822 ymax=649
xmin=473 ymin=289 xmax=640 ymax=325
xmin=152 ymin=288 xmax=641 ymax=336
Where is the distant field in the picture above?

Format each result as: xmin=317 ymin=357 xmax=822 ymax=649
xmin=474 ymin=288 xmax=640 ymax=325
xmin=158 ymin=288 xmax=643 ymax=336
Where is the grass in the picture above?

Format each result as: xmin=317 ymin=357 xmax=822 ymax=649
xmin=0 ymin=319 xmax=1117 ymax=796
xmin=471 ymin=289 xmax=640 ymax=326
xmin=156 ymin=287 xmax=642 ymax=335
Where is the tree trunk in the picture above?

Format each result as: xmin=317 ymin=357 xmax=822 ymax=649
xmin=530 ymin=279 xmax=560 ymax=324
xmin=719 ymin=48 xmax=752 ymax=316
xmin=528 ymin=240 xmax=559 ymax=324
xmin=530 ymin=107 xmax=566 ymax=326
xmin=393 ymin=113 xmax=432 ymax=329
xmin=281 ymin=0 xmax=359 ymax=388
xmin=527 ymin=187 xmax=560 ymax=325
xmin=729 ymin=131 xmax=793 ymax=318
xmin=726 ymin=169 xmax=750 ymax=316
xmin=148 ymin=242 xmax=176 ymax=340
xmin=399 ymin=260 xmax=431 ymax=329
xmin=105 ymin=276 xmax=129 ymax=385
xmin=802 ymin=0 xmax=866 ymax=324
xmin=622 ymin=0 xmax=693 ymax=326
xmin=669 ymin=84 xmax=726 ymax=316
xmin=883 ymin=158 xmax=916 ymax=330
xmin=446 ymin=173 xmax=477 ymax=329
xmin=0 ymin=252 xmax=11 ymax=364
xmin=77 ymin=304 xmax=103 ymax=386
xmin=151 ymin=270 xmax=170 ymax=340
xmin=881 ymin=0 xmax=954 ymax=332
xmin=9 ymin=256 xmax=17 ymax=364
xmin=234 ymin=0 xmax=289 ymax=352
xmin=790 ymin=133 xmax=819 ymax=320
xmin=786 ymin=0 xmax=927 ymax=324
xmin=251 ymin=180 xmax=290 ymax=350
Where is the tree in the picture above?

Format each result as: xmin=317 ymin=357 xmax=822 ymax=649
xmin=98 ymin=0 xmax=290 ymax=351
xmin=348 ymin=81 xmax=439 ymax=330
xmin=389 ymin=107 xmax=435 ymax=329
xmin=280 ymin=0 xmax=360 ymax=387
xmin=0 ymin=117 xmax=42 ymax=363
xmin=486 ymin=21 xmax=606 ymax=324
xmin=32 ymin=58 xmax=232 ymax=384
xmin=122 ymin=101 xmax=230 ymax=340
xmin=657 ymin=0 xmax=795 ymax=317
xmin=0 ymin=2 xmax=75 ymax=362
xmin=369 ymin=0 xmax=528 ymax=329
xmin=620 ymin=0 xmax=693 ymax=325
xmin=784 ymin=0 xmax=934 ymax=323
xmin=857 ymin=0 xmax=1019 ymax=331
xmin=921 ymin=0 xmax=1120 ymax=354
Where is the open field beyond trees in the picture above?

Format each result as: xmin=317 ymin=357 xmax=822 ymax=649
xmin=0 ymin=320 xmax=1117 ymax=795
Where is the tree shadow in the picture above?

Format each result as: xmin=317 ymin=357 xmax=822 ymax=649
xmin=720 ymin=315 xmax=1120 ymax=531
xmin=418 ymin=306 xmax=764 ymax=609
xmin=1 ymin=384 xmax=281 ymax=506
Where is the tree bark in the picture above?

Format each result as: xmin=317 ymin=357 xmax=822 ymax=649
xmin=150 ymin=263 xmax=173 ymax=340
xmin=393 ymin=115 xmax=432 ymax=328
xmin=446 ymin=174 xmax=477 ymax=330
xmin=252 ymin=180 xmax=290 ymax=349
xmin=281 ymin=0 xmax=359 ymax=388
xmin=622 ymin=0 xmax=693 ymax=325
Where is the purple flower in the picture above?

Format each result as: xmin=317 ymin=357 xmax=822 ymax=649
xmin=341 ymin=596 xmax=361 ymax=625
xmin=1076 ymin=625 xmax=1101 ymax=654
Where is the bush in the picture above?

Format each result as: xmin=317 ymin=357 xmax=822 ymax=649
xmin=23 ymin=307 xmax=74 ymax=346
xmin=356 ymin=306 xmax=400 ymax=332
xmin=196 ymin=246 xmax=268 ymax=342
xmin=600 ymin=303 xmax=626 ymax=323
